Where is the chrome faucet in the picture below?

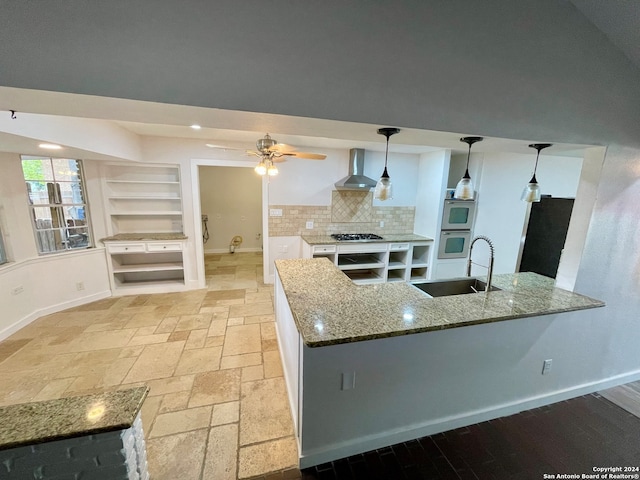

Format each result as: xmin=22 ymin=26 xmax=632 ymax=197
xmin=467 ymin=236 xmax=495 ymax=293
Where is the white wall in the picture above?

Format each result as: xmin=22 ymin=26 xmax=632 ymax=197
xmin=414 ymin=150 xmax=450 ymax=238
xmin=267 ymin=149 xmax=420 ymax=207
xmin=198 ymin=166 xmax=262 ymax=252
xmin=473 ymin=153 xmax=583 ymax=274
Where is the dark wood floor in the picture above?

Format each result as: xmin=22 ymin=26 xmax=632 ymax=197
xmin=252 ymin=391 xmax=640 ymax=480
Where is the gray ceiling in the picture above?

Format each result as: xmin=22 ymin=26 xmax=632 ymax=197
xmin=569 ymin=0 xmax=640 ymax=70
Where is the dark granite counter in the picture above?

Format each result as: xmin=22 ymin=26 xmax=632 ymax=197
xmin=274 ymin=258 xmax=605 ymax=347
xmin=0 ymin=387 xmax=148 ymax=450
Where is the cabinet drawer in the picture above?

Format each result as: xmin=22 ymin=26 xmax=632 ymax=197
xmin=312 ymin=245 xmax=336 ymax=254
xmin=147 ymin=242 xmax=183 ymax=252
xmin=389 ymin=243 xmax=410 ymax=251
xmin=107 ymin=243 xmax=146 ymax=254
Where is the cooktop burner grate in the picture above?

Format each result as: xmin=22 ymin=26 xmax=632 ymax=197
xmin=330 ymin=233 xmax=384 ymax=241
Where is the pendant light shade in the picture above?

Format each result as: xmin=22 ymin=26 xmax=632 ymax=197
xmin=521 ymin=143 xmax=552 ymax=203
xmin=375 ymin=127 xmax=400 ymax=201
xmin=454 ymin=137 xmax=483 ymax=200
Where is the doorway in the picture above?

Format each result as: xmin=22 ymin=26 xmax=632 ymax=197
xmin=198 ymin=166 xmax=263 ymax=254
xmin=191 ymin=159 xmax=269 ymax=287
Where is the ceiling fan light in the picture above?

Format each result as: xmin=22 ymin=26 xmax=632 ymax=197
xmin=267 ymin=163 xmax=278 ymax=176
xmin=255 ymin=161 xmax=267 ymax=176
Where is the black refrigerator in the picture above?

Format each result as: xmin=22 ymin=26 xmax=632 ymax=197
xmin=519 ymin=196 xmax=575 ymax=279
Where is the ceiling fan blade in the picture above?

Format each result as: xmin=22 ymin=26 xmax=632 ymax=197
xmin=269 ymin=143 xmax=297 ymax=153
xmin=281 ymin=152 xmax=327 ymax=160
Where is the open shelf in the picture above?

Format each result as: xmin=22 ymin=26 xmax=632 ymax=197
xmin=112 ymin=262 xmax=183 ymax=273
xmin=103 ymin=163 xmax=183 ymax=236
xmin=386 ymin=269 xmax=407 ymax=282
xmin=337 ymin=252 xmax=386 ymax=270
xmin=344 ymin=269 xmax=385 ymax=284
xmin=388 ymin=250 xmax=408 ymax=269
xmin=410 ymin=267 xmax=429 ymax=283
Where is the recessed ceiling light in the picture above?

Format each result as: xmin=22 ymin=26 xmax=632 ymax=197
xmin=191 ymin=124 xmax=201 ymax=130
xmin=39 ymin=143 xmax=62 ymax=150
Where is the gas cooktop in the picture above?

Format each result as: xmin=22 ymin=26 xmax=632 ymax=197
xmin=330 ymin=233 xmax=384 ymax=242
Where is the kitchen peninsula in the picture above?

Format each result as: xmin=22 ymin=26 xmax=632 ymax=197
xmin=274 ymin=258 xmax=604 ymax=468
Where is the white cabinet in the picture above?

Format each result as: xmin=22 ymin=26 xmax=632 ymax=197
xmin=304 ymin=241 xmax=433 ymax=284
xmin=101 ymin=163 xmax=183 ymax=235
xmin=101 ymin=163 xmax=187 ymax=295
xmin=105 ymin=239 xmax=186 ymax=295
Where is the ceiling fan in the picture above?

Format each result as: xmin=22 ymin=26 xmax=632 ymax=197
xmin=246 ymin=133 xmax=326 ymax=176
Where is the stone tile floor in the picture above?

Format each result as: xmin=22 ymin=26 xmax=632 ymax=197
xmin=0 ymin=252 xmax=298 ymax=479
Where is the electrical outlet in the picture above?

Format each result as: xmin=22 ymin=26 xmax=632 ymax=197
xmin=341 ymin=372 xmax=356 ymax=390
xmin=306 ymin=221 xmax=314 ymax=229
xmin=379 ymin=220 xmax=384 ymax=228
xmin=270 ymin=209 xmax=283 ymax=217
xmin=11 ymin=285 xmax=24 ymax=295
xmin=256 ymin=233 xmax=261 ymax=240
xmin=201 ymin=214 xmax=208 ymax=222
xmin=76 ymin=282 xmax=85 ymax=291
xmin=542 ymin=359 xmax=552 ymax=375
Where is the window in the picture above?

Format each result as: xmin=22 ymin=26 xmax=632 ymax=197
xmin=21 ymin=156 xmax=92 ymax=254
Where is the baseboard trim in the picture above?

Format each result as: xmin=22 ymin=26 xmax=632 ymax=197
xmin=298 ymin=369 xmax=640 ymax=468
xmin=0 ymin=290 xmax=112 ymax=341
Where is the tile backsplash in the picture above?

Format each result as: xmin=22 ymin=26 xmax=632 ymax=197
xmin=331 ymin=191 xmax=373 ymax=223
xmin=269 ymin=191 xmax=415 ymax=236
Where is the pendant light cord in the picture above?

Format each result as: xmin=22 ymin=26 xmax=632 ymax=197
xmin=528 ymin=143 xmax=552 ymax=182
xmin=377 ymin=127 xmax=400 ymax=179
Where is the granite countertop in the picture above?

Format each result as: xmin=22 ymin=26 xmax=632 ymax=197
xmin=301 ymin=233 xmax=433 ymax=245
xmin=101 ymin=232 xmax=188 ymax=242
xmin=274 ymin=258 xmax=605 ymax=348
xmin=0 ymin=387 xmax=149 ymax=451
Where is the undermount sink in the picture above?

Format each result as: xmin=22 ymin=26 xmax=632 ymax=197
xmin=413 ymin=277 xmax=501 ymax=297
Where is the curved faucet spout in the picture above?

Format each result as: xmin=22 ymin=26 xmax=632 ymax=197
xmin=467 ymin=236 xmax=495 ymax=293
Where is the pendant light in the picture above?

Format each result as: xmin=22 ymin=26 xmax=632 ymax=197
xmin=454 ymin=136 xmax=483 ymax=200
xmin=375 ymin=127 xmax=400 ymax=201
xmin=521 ymin=143 xmax=552 ymax=202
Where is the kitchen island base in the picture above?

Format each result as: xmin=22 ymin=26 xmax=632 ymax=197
xmin=273 ymin=261 xmax=608 ymax=468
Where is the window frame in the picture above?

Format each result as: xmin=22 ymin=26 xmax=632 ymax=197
xmin=0 ymin=224 xmax=7 ymax=265
xmin=21 ymin=156 xmax=94 ymax=255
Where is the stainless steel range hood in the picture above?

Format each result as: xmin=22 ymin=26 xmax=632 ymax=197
xmin=334 ymin=148 xmax=378 ymax=190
